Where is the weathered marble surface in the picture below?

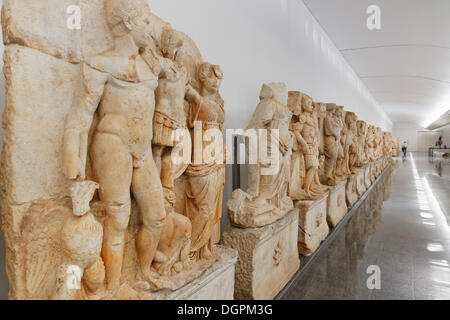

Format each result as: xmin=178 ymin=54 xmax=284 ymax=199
xmin=227 ymin=83 xmax=294 ymax=229
xmin=355 ymin=168 xmax=367 ymax=197
xmin=288 ymin=92 xmax=328 ymax=201
xmin=222 ymin=210 xmax=300 ymax=300
xmin=1 ymin=0 xmax=228 ymax=300
xmin=295 ymin=194 xmax=329 ymax=255
xmin=364 ymin=165 xmax=372 ymax=189
xmin=346 ymin=174 xmax=358 ymax=208
xmin=320 ymin=104 xmax=344 ymax=187
xmin=138 ymin=246 xmax=237 ymax=300
xmin=326 ymin=180 xmax=348 ymax=227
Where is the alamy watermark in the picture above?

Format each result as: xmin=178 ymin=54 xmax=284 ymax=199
xmin=66 ymin=5 xmax=81 ymax=30
xmin=366 ymin=265 xmax=381 ymax=290
xmin=366 ymin=5 xmax=381 ymax=30
xmin=170 ymin=123 xmax=282 ymax=176
xmin=66 ymin=265 xmax=82 ymax=290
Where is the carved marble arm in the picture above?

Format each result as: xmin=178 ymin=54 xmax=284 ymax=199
xmin=63 ymin=64 xmax=107 ymax=180
xmin=185 ymin=84 xmax=201 ymax=105
xmin=291 ymin=123 xmax=308 ymax=152
xmin=141 ymin=47 xmax=162 ymax=76
xmin=324 ymin=116 xmax=339 ymax=138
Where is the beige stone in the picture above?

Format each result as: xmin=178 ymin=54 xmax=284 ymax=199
xmin=1 ymin=44 xmax=79 ymax=204
xmin=326 ymin=180 xmax=348 ymax=227
xmin=355 ymin=120 xmax=368 ymax=167
xmin=335 ymin=107 xmax=350 ymax=181
xmin=227 ymin=83 xmax=294 ymax=229
xmin=392 ymin=136 xmax=400 ymax=157
xmin=222 ymin=209 xmax=300 ymax=300
xmin=355 ymin=168 xmax=367 ymax=197
xmin=320 ymin=104 xmax=344 ymax=187
xmin=295 ymin=193 xmax=329 ymax=255
xmin=288 ymin=92 xmax=328 ymax=201
xmin=1 ymin=0 xmax=230 ymax=300
xmin=346 ymin=174 xmax=358 ymax=208
xmin=365 ymin=125 xmax=376 ymax=163
xmin=130 ymin=246 xmax=237 ymax=300
xmin=364 ymin=165 xmax=372 ymax=189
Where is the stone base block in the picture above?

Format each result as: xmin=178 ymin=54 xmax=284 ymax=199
xmin=375 ymin=159 xmax=382 ymax=176
xmin=137 ymin=246 xmax=237 ymax=300
xmin=327 ymin=180 xmax=348 ymax=227
xmin=222 ymin=210 xmax=300 ymax=300
xmin=295 ymin=194 xmax=329 ymax=255
xmin=365 ymin=164 xmax=372 ymax=188
xmin=355 ymin=168 xmax=367 ymax=197
xmin=346 ymin=174 xmax=358 ymax=208
xmin=370 ymin=162 xmax=377 ymax=183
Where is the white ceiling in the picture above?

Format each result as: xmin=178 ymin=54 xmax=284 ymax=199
xmin=303 ymin=0 xmax=450 ymax=127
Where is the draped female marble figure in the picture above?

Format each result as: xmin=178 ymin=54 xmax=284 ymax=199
xmin=184 ymin=62 xmax=226 ymax=260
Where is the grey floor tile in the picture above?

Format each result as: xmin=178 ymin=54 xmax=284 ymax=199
xmin=283 ymin=154 xmax=450 ymax=300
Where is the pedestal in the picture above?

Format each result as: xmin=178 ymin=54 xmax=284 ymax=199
xmin=375 ymin=159 xmax=382 ymax=177
xmin=222 ymin=210 xmax=300 ymax=300
xmin=346 ymin=174 xmax=358 ymax=208
xmin=364 ymin=165 xmax=372 ymax=189
xmin=370 ymin=162 xmax=377 ymax=183
xmin=295 ymin=194 xmax=329 ymax=255
xmin=134 ymin=246 xmax=238 ymax=300
xmin=327 ymin=180 xmax=348 ymax=227
xmin=355 ymin=167 xmax=367 ymax=197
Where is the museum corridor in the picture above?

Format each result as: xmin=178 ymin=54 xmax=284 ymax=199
xmin=285 ymin=153 xmax=450 ymax=300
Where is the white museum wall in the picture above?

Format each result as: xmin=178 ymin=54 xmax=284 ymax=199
xmin=0 ymin=0 xmax=393 ymax=299
xmin=150 ymin=0 xmax=392 ymax=131
xmin=418 ymin=130 xmax=442 ymax=152
xmin=440 ymin=124 xmax=450 ymax=147
xmin=392 ymin=121 xmax=450 ymax=153
xmin=393 ymin=121 xmax=426 ymax=152
xmin=149 ymin=0 xmax=392 ymax=235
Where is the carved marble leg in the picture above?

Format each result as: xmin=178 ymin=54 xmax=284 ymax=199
xmin=91 ymin=133 xmax=133 ymax=290
xmin=322 ymin=136 xmax=338 ymax=186
xmin=132 ymin=157 xmax=167 ymax=282
xmin=102 ymin=202 xmax=131 ymax=290
xmin=160 ymin=144 xmax=190 ymax=191
xmin=152 ymin=145 xmax=165 ymax=174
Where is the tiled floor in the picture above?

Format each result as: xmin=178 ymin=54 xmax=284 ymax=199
xmin=285 ymin=153 xmax=450 ymax=300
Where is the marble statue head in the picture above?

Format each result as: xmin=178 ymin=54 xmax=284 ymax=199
xmin=302 ymin=94 xmax=314 ymax=113
xmin=316 ymin=103 xmax=327 ymax=118
xmin=335 ymin=105 xmax=345 ymax=118
xmin=345 ymin=112 xmax=357 ymax=130
xmin=357 ymin=120 xmax=367 ymax=135
xmin=260 ymin=83 xmax=288 ymax=106
xmin=104 ymin=0 xmax=152 ymax=46
xmin=198 ymin=62 xmax=223 ymax=94
xmin=287 ymin=91 xmax=302 ymax=116
xmin=161 ymin=29 xmax=184 ymax=60
xmin=326 ymin=103 xmax=337 ymax=114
